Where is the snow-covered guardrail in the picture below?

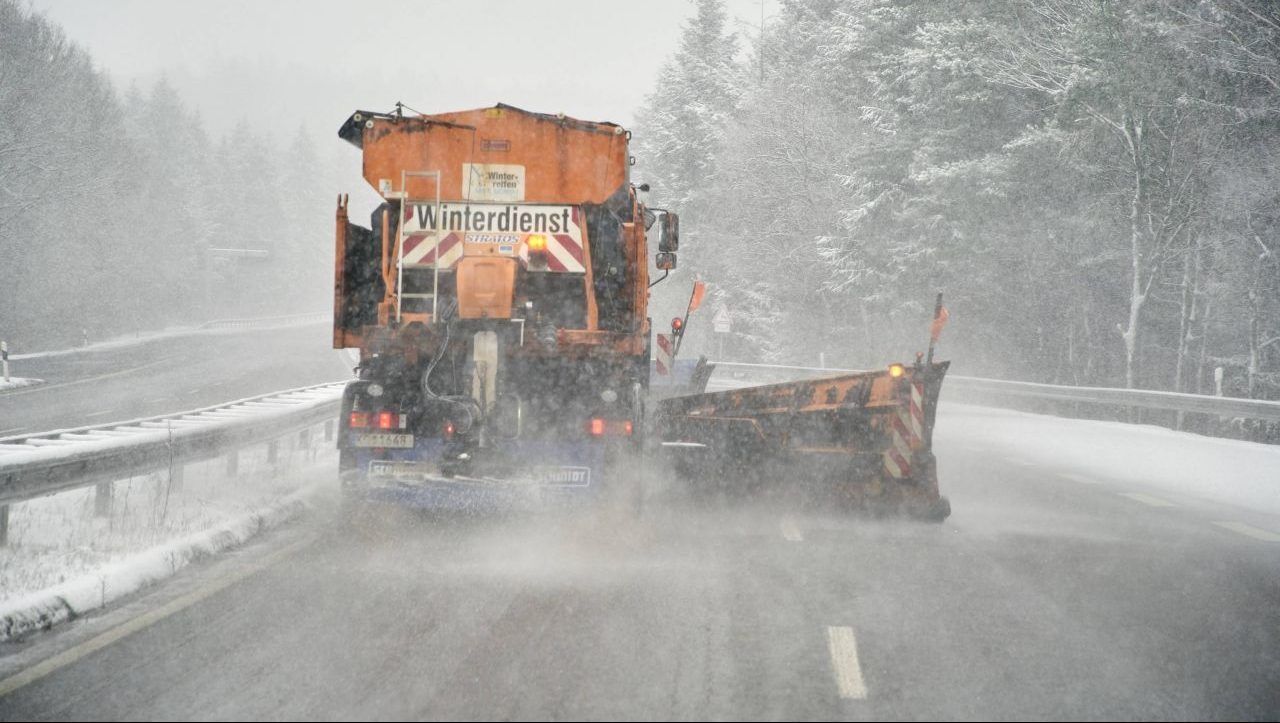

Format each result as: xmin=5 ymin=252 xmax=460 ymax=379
xmin=0 ymin=382 xmax=346 ymax=542
xmin=945 ymin=375 xmax=1280 ymax=422
xmin=707 ymin=361 xmax=1280 ymax=422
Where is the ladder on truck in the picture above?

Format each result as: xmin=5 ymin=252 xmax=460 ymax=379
xmin=396 ymin=170 xmax=443 ymax=322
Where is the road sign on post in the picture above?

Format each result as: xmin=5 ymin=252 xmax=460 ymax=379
xmin=712 ymin=308 xmax=731 ymax=359
xmin=713 ymin=307 xmax=731 ymax=334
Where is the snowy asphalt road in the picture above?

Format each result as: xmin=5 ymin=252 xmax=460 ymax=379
xmin=1 ymin=422 xmax=1278 ymax=721
xmin=0 ymin=323 xmax=351 ymax=436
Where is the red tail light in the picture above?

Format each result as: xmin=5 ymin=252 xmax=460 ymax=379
xmin=352 ymin=411 xmax=406 ymax=430
xmin=587 ymin=418 xmax=633 ymax=437
xmin=443 ymin=421 xmax=455 ymax=440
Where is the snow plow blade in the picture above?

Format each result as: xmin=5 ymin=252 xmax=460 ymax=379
xmin=654 ymin=362 xmax=951 ymax=520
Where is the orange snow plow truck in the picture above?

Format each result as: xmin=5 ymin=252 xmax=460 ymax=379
xmin=330 ymin=103 xmax=950 ymax=520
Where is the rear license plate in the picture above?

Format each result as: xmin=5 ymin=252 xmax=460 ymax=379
xmin=354 ymin=433 xmax=414 ymax=448
xmin=368 ymin=460 xmax=431 ymax=477
xmin=529 ymin=466 xmax=591 ymax=487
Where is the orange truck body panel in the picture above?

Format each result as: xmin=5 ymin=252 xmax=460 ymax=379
xmin=333 ymin=104 xmax=649 ymax=359
xmin=359 ymin=106 xmax=629 ymax=205
xmin=455 ymin=257 xmax=517 ymax=320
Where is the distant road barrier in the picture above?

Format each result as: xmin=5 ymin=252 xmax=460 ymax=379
xmin=707 ymin=361 xmax=1280 ymax=423
xmin=0 ymin=382 xmax=346 ymax=544
xmin=198 ymin=312 xmax=330 ymax=330
xmin=945 ymin=375 xmax=1280 ymax=423
xmin=8 ymin=312 xmax=332 ymax=364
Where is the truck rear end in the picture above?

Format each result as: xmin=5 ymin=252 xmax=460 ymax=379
xmin=331 ymin=104 xmax=674 ymax=512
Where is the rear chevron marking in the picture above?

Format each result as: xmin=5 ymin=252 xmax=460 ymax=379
xmin=884 ymin=381 xmax=925 ymax=479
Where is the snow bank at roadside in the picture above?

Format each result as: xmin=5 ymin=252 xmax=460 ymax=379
xmin=938 ymin=403 xmax=1280 ymax=515
xmin=0 ymin=481 xmax=329 ymax=642
xmin=0 ymin=377 xmax=43 ymax=392
xmin=0 ymin=437 xmax=336 ymax=642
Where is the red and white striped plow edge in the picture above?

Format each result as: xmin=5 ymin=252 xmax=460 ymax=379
xmin=884 ymin=380 xmax=925 ymax=479
xmin=655 ymin=333 xmax=674 ymax=375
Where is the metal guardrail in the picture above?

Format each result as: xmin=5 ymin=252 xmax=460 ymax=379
xmin=946 ymin=375 xmax=1280 ymax=422
xmin=0 ymin=382 xmax=347 ymax=511
xmin=707 ymin=361 xmax=1280 ymax=422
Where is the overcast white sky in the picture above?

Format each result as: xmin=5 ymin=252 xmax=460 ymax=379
xmin=32 ymin=0 xmax=778 ymax=136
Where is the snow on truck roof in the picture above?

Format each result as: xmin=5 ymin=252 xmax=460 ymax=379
xmin=338 ymin=103 xmax=624 ymax=149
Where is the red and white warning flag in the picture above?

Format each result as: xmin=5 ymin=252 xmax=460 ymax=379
xmin=688 ymin=280 xmax=707 ymax=314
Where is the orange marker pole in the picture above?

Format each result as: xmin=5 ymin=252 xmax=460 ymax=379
xmin=673 ymin=280 xmax=706 ymax=358
xmin=926 ymin=293 xmax=948 ymax=366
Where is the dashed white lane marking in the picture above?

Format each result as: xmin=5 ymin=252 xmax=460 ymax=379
xmin=1059 ymin=473 xmax=1098 ymax=485
xmin=826 ymin=626 xmax=868 ymax=700
xmin=0 ymin=535 xmax=315 ymax=699
xmin=1007 ymin=458 xmax=1036 ymax=467
xmin=0 ymin=427 xmax=27 ymax=436
xmin=84 ymin=410 xmax=112 ymax=418
xmin=1118 ymin=492 xmax=1177 ymax=508
xmin=779 ymin=517 xmax=803 ymax=542
xmin=1213 ymin=521 xmax=1280 ymax=542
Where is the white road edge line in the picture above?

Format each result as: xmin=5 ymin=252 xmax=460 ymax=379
xmin=1118 ymin=492 xmax=1177 ymax=508
xmin=0 ymin=358 xmax=171 ymax=398
xmin=779 ymin=517 xmax=803 ymax=542
xmin=0 ymin=535 xmax=315 ymax=699
xmin=826 ymin=626 xmax=868 ymax=700
xmin=1212 ymin=521 xmax=1280 ymax=543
